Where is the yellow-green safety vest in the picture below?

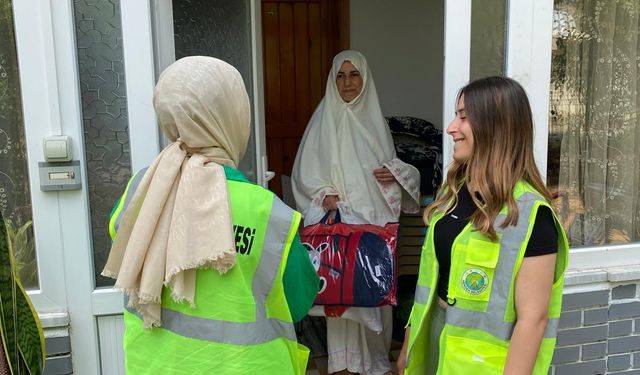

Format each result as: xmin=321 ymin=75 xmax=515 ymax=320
xmin=110 ymin=168 xmax=310 ymax=374
xmin=406 ymin=181 xmax=568 ymax=375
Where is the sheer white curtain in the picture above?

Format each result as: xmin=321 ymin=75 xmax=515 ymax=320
xmin=550 ymin=0 xmax=640 ymax=246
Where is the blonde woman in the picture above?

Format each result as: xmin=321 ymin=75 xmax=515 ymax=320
xmin=398 ymin=76 xmax=568 ymax=375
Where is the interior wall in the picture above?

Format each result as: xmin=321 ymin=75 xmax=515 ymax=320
xmin=350 ymin=0 xmax=444 ymax=128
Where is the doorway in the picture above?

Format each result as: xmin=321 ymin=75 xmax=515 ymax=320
xmin=261 ymin=0 xmax=349 ymax=198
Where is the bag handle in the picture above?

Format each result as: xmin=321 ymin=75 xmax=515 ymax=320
xmin=320 ymin=209 xmax=342 ymax=224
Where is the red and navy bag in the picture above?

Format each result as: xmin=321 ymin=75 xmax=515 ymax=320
xmin=300 ymin=210 xmax=399 ymax=307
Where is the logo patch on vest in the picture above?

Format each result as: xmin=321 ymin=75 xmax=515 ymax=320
xmin=461 ymin=268 xmax=489 ymax=295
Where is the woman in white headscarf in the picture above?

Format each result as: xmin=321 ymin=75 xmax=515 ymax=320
xmin=103 ymin=56 xmax=318 ymax=374
xmin=292 ymin=50 xmax=420 ymax=375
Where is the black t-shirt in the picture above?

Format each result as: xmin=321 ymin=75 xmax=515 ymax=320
xmin=433 ymin=185 xmax=558 ymax=301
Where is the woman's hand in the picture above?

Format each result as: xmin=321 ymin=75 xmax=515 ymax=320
xmin=396 ymin=327 xmax=410 ymax=374
xmin=373 ymin=167 xmax=396 ymax=184
xmin=322 ymin=195 xmax=339 ymax=212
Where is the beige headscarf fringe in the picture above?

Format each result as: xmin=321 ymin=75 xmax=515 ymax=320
xmin=102 ymin=142 xmax=237 ymax=328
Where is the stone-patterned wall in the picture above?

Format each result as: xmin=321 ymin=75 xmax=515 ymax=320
xmin=552 ymin=283 xmax=640 ymax=374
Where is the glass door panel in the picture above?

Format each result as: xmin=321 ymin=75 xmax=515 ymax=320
xmin=470 ymin=0 xmax=507 ymax=80
xmin=72 ymin=0 xmax=132 ymax=287
xmin=172 ymin=0 xmax=257 ymax=181
xmin=0 ymin=0 xmax=38 ymax=289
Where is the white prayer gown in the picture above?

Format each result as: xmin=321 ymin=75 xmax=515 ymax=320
xmin=292 ymin=50 xmax=420 ymax=375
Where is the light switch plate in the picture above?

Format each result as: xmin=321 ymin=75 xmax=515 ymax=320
xmin=43 ymin=136 xmax=72 ymax=162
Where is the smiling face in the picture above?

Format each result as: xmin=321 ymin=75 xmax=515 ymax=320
xmin=447 ymin=94 xmax=475 ymax=163
xmin=335 ymin=61 xmax=363 ymax=103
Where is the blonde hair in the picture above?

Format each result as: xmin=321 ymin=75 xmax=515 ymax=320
xmin=424 ymin=76 xmax=551 ymax=241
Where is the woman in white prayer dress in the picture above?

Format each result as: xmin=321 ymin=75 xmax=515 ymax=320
xmin=292 ymin=50 xmax=421 ymax=375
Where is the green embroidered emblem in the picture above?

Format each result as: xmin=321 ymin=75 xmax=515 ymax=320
xmin=462 ymin=268 xmax=489 ymax=295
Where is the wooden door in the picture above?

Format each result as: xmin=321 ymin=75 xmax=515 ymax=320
xmin=262 ymin=0 xmax=348 ymax=197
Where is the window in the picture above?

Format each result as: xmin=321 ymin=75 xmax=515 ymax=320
xmin=0 ymin=0 xmax=38 ymax=289
xmin=547 ymin=0 xmax=640 ymax=247
xmin=172 ymin=0 xmax=256 ymax=181
xmin=73 ymin=0 xmax=132 ymax=287
xmin=469 ymin=0 xmax=507 ymax=80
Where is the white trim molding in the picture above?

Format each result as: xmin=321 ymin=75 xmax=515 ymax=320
xmin=13 ymin=0 xmax=103 ymax=373
xmin=251 ymin=0 xmax=268 ymax=187
xmin=13 ymin=0 xmax=71 ymax=313
xmin=568 ymin=243 xmax=640 ymax=272
xmin=505 ymin=0 xmax=554 ymax=182
xmin=150 ymin=0 xmax=176 ymax=81
xmin=442 ymin=0 xmax=472 ymax=169
xmin=121 ymin=0 xmax=162 ymax=171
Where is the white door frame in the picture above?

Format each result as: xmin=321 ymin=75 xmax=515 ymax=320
xmin=505 ymin=0 xmax=554 ymax=181
xmin=250 ymin=0 xmax=270 ymax=188
xmin=13 ymin=0 xmax=266 ymax=372
xmin=12 ymin=0 xmax=70 ymax=319
xmin=13 ymin=0 xmax=160 ymax=373
xmin=14 ymin=0 xmax=102 ymax=373
xmin=441 ymin=0 xmax=472 ymax=168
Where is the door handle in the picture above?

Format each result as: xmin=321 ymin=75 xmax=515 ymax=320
xmin=265 ymin=170 xmax=275 ymax=182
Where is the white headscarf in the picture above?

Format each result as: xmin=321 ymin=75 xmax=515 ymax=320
xmin=102 ymin=56 xmax=250 ymax=327
xmin=292 ymin=50 xmax=418 ymax=226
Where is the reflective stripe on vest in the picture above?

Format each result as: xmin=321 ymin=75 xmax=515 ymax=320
xmin=414 ymin=285 xmax=430 ymax=305
xmin=443 ymin=192 xmax=559 ymax=340
xmin=404 ymin=292 xmax=558 ymax=365
xmin=125 ymin=196 xmax=297 ymax=346
xmin=410 ymin=191 xmax=561 ymax=345
xmin=109 ymin=167 xmax=148 ymax=237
